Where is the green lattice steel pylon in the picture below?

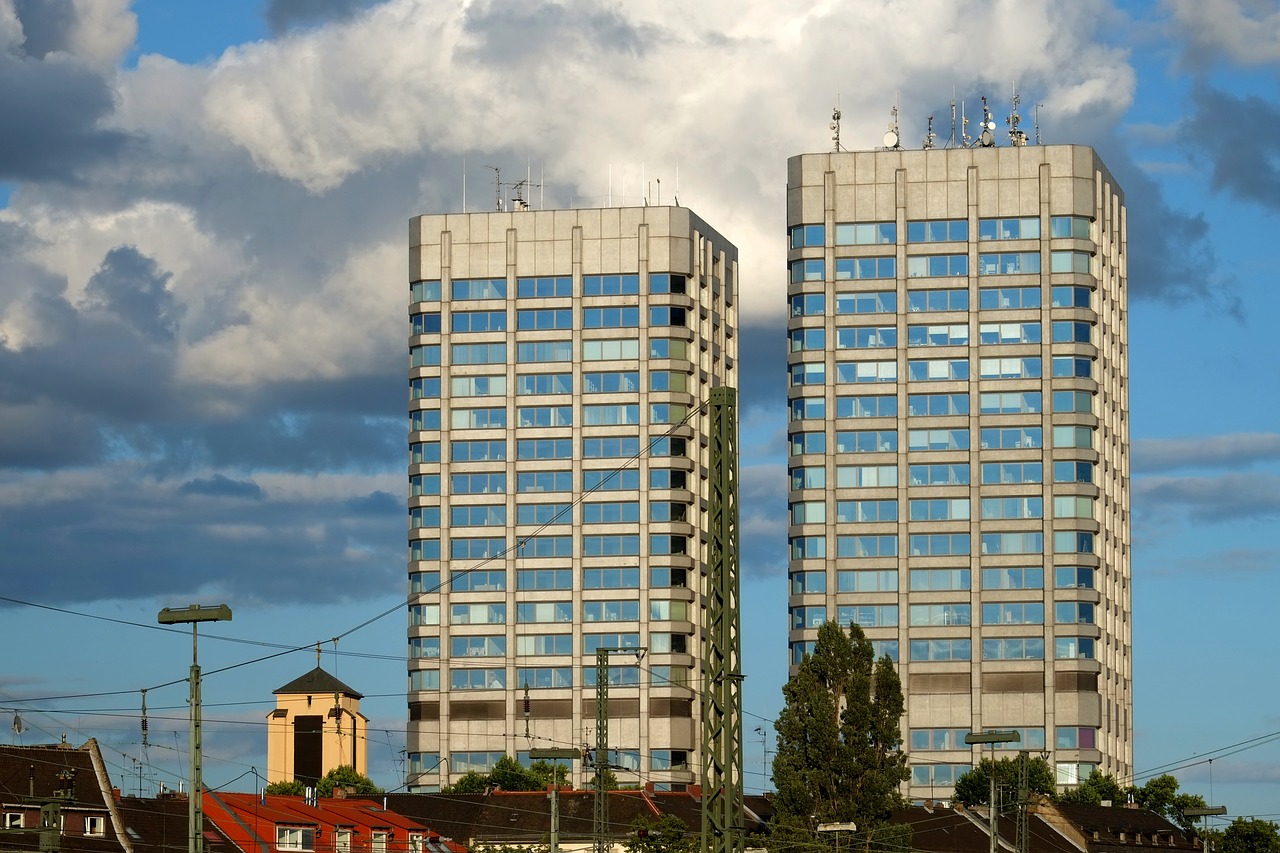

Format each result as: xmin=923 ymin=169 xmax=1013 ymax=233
xmin=701 ymin=386 xmax=743 ymax=853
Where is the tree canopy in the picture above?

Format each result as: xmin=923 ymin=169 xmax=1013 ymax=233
xmin=952 ymin=757 xmax=1056 ymax=807
xmin=770 ymin=621 xmax=911 ymax=853
xmin=262 ymin=765 xmax=382 ymax=797
xmin=1219 ymin=817 xmax=1280 ymax=853
xmin=623 ymin=814 xmax=696 ymax=853
xmin=442 ymin=755 xmax=570 ymax=793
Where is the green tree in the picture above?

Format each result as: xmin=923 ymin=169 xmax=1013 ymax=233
xmin=623 ymin=814 xmax=696 ymax=853
xmin=953 ymin=757 xmax=1056 ymax=807
xmin=528 ymin=760 xmax=570 ymax=788
xmin=771 ymin=621 xmax=911 ymax=853
xmin=1131 ymin=775 xmax=1206 ymax=834
xmin=1054 ymin=770 xmax=1125 ymax=806
xmin=443 ymin=771 xmax=489 ymax=793
xmin=263 ymin=779 xmax=306 ymax=796
xmin=317 ymin=765 xmax=382 ymax=797
xmin=487 ymin=756 xmax=545 ymax=791
xmin=1220 ymin=817 xmax=1280 ymax=853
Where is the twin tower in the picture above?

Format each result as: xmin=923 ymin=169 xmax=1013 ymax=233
xmin=404 ymin=144 xmax=1130 ymax=800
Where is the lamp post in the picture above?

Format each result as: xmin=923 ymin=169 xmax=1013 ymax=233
xmin=529 ymin=748 xmax=579 ymax=853
xmin=158 ymin=604 xmax=232 ymax=853
xmin=964 ymin=730 xmax=1020 ymax=853
xmin=816 ymin=822 xmax=857 ymax=853
xmin=1183 ymin=806 xmax=1227 ymax=853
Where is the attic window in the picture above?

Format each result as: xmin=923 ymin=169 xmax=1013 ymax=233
xmin=278 ymin=827 xmax=316 ymax=851
xmin=3 ymin=814 xmax=23 ymax=830
xmin=85 ymin=816 xmax=106 ymax=837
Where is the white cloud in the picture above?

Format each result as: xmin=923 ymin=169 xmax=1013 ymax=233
xmin=67 ymin=0 xmax=136 ymax=68
xmin=1165 ymin=0 xmax=1280 ymax=65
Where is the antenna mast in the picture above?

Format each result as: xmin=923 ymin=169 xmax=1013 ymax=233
xmin=831 ymin=101 xmax=843 ymax=152
xmin=1007 ymin=82 xmax=1027 ymax=146
xmin=484 ymin=165 xmax=502 ymax=210
xmin=882 ymin=102 xmax=901 ymax=150
xmin=923 ymin=115 xmax=936 ymax=150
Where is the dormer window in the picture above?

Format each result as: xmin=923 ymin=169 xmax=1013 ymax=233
xmin=85 ymin=816 xmax=106 ymax=836
xmin=277 ymin=827 xmax=316 ymax=851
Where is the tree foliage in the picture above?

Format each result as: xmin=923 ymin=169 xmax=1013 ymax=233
xmin=262 ymin=766 xmax=382 ymax=797
xmin=1131 ymin=774 xmax=1206 ymax=834
xmin=1055 ymin=770 xmax=1125 ymax=807
xmin=770 ymin=621 xmax=911 ymax=853
xmin=1219 ymin=817 xmax=1280 ymax=853
xmin=263 ymin=779 xmax=306 ymax=795
xmin=442 ymin=755 xmax=572 ymax=793
xmin=622 ymin=814 xmax=696 ymax=853
xmin=952 ymin=757 xmax=1056 ymax=807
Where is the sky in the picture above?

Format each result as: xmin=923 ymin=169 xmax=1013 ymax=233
xmin=1 ymin=0 xmax=1279 ymax=825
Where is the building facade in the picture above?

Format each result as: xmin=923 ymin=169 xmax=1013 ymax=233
xmin=406 ymin=206 xmax=737 ymax=791
xmin=266 ymin=667 xmax=368 ymax=785
xmin=785 ymin=145 xmax=1131 ymax=795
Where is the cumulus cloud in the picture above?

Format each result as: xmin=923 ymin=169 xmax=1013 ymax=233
xmin=1165 ymin=0 xmax=1280 ymax=66
xmin=1182 ymin=83 xmax=1280 ymax=213
xmin=1133 ymin=432 xmax=1280 ymax=473
xmin=1133 ymin=471 xmax=1280 ymax=523
xmin=265 ymin=0 xmax=376 ymax=35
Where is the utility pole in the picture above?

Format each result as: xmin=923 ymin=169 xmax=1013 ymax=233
xmin=964 ymin=730 xmax=1020 ymax=853
xmin=158 ymin=604 xmax=233 ymax=853
xmin=529 ymin=748 xmax=578 ymax=853
xmin=593 ymin=646 xmax=645 ymax=853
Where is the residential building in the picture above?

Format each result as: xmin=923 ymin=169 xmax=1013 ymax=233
xmin=267 ymin=667 xmax=369 ymax=785
xmin=0 ymin=739 xmax=129 ymax=853
xmin=785 ymin=144 xmax=1130 ymax=796
xmin=406 ymin=205 xmax=738 ymax=791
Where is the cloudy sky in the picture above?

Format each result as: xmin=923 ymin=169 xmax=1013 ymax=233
xmin=2 ymin=0 xmax=1279 ymax=820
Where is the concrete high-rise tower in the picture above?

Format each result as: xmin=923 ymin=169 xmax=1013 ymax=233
xmin=785 ymin=144 xmax=1130 ymax=796
xmin=406 ymin=205 xmax=737 ymax=791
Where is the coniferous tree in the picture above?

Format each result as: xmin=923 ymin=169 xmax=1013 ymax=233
xmin=770 ymin=621 xmax=911 ymax=853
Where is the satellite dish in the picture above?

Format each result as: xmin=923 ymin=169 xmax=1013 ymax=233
xmin=986 ymin=120 xmax=997 ymax=130
xmin=980 ymin=129 xmax=994 ymax=146
xmin=883 ymin=129 xmax=899 ymax=148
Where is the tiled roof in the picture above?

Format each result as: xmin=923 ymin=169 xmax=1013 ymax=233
xmin=0 ymin=741 xmax=127 ymax=853
xmin=117 ymin=795 xmax=239 ymax=853
xmin=273 ymin=668 xmax=363 ymax=699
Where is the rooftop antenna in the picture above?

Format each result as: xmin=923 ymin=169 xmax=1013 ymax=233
xmin=947 ymin=92 xmax=957 ymax=148
xmin=1007 ymin=82 xmax=1027 ymax=147
xmin=883 ymin=100 xmax=902 ymax=150
xmin=1034 ymin=103 xmax=1043 ymax=145
xmin=831 ymin=100 xmax=843 ymax=152
xmin=485 ymin=165 xmax=502 ymax=210
xmin=978 ymin=95 xmax=996 ymax=147
xmin=923 ymin=114 xmax=936 ymax=150
xmin=961 ymin=99 xmax=972 ymax=147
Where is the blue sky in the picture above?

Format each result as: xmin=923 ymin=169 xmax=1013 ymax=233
xmin=1 ymin=0 xmax=1279 ymax=826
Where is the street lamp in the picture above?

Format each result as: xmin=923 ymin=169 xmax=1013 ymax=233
xmin=1183 ymin=806 xmax=1227 ymax=853
xmin=964 ymin=730 xmax=1020 ymax=853
xmin=529 ymin=747 xmax=579 ymax=853
xmin=816 ymin=822 xmax=857 ymax=853
xmin=158 ymin=604 xmax=232 ymax=853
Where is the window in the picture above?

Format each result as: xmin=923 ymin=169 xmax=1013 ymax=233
xmin=3 ymin=814 xmax=24 ymax=830
xmin=583 ymin=370 xmax=639 ymax=393
xmin=835 ymin=360 xmax=897 ymax=383
xmin=583 ymin=600 xmax=640 ymax=622
xmin=451 ymin=439 xmax=506 ymax=462
xmin=834 ymin=222 xmax=896 ymax=244
xmin=411 ymin=281 xmax=442 ymax=303
xmin=651 ymin=567 xmax=688 ymax=589
xmin=909 ymin=569 xmax=970 ymax=591
xmin=516 ymin=667 xmax=573 ymax=688
xmin=451 ymin=342 xmax=505 ymax=364
xmin=1053 ymin=425 xmax=1094 ymax=449
xmin=410 ymin=637 xmax=440 ymax=659
xmin=1050 ymin=251 xmax=1092 ymax=274
xmin=836 ymin=535 xmax=897 ymax=558
xmin=909 ymin=638 xmax=971 ymax=660
xmin=836 ymin=394 xmax=897 ymax=418
xmin=451 ymin=375 xmax=506 ymax=397
xmin=650 ymin=402 xmax=689 ymax=424
xmin=451 ymin=752 xmax=505 ymax=774
xmin=648 ymin=469 xmax=687 ymax=490
xmin=835 ymin=291 xmax=897 ymax=314
xmin=518 ymin=470 xmax=571 ymax=493
xmin=450 ymin=537 xmax=505 ymax=560
xmin=980 ymin=427 xmax=1042 ymax=449
xmin=410 ymin=539 xmax=440 ymax=561
xmin=979 ymin=392 xmax=1042 ymax=414
xmin=982 ymin=637 xmax=1045 ymax=660
xmin=978 ymin=286 xmax=1040 ymax=309
xmin=583 ymin=535 xmax=641 ymax=556
xmin=516 ymin=373 xmax=571 ymax=396
xmin=583 ymin=469 xmax=641 ymax=491
xmin=1050 ymin=216 xmax=1091 ymax=239
xmin=410 ymin=344 xmax=440 ymax=367
xmin=1055 ymin=602 xmax=1095 ymax=624
xmin=980 ymin=532 xmax=1044 ymax=555
xmin=648 ymin=338 xmax=687 ymax=359
xmin=789 ymin=327 xmax=826 ymax=351
xmin=517 ymin=601 xmax=572 ymax=624
xmin=517 ymin=275 xmax=572 ymax=297
xmin=1052 ymin=285 xmax=1093 ymax=308
xmin=649 ymin=273 xmax=688 ymax=294
xmin=584 ymin=632 xmax=642 ymax=653
xmin=516 ymin=568 xmax=571 ymax=590
xmin=907 ymin=393 xmax=968 ymax=417
xmin=451 ymin=635 xmax=505 ymax=657
xmin=910 ymin=728 xmax=971 ymax=750
xmin=1055 ymin=726 xmax=1097 ymax=750
xmin=908 ymin=498 xmax=970 ymax=521
xmin=452 ymin=668 xmax=505 ymax=690
xmin=583 ymin=273 xmax=640 ymax=295
xmin=583 ymin=501 xmax=641 ymax=524
xmin=790 ymin=571 xmax=826 ymax=594
xmin=834 ymin=257 xmax=896 ymax=280
xmin=836 ymin=569 xmax=897 ymax=592
xmin=410 ymin=377 xmax=440 ymax=400
xmin=649 ymin=305 xmax=687 ymax=327
xmin=582 ymin=436 xmax=640 ymax=458
xmin=980 ymin=357 xmax=1042 ymax=379
xmin=907 ymin=359 xmax=968 ymax=381
xmin=908 ymin=219 xmax=967 ymax=242
xmin=981 ymin=497 xmax=1043 ymax=520
xmin=409 ymin=669 xmax=440 ymax=691
xmin=790 ymin=224 xmax=826 ymax=247
xmin=1057 ymin=763 xmax=1098 ymax=785
xmin=835 ymin=326 xmax=896 ymax=349
xmin=979 ymin=322 xmax=1041 ymax=344
xmin=1054 ymin=461 xmax=1094 ymax=484
xmin=1053 ymin=390 xmax=1093 ymax=413
xmin=982 ymin=602 xmax=1044 ymax=625
xmin=790 ymin=431 xmax=826 ymax=456
xmin=1052 ymin=356 xmax=1093 ymax=378
xmin=583 ymin=567 xmax=641 ymax=589
xmin=908 ymin=463 xmax=969 ymax=486
xmin=515 ymin=503 xmax=571 ymax=526
xmin=790 ymin=535 xmax=826 ymax=559
xmin=451 ymin=473 xmax=506 ymax=495
xmin=451 ymin=408 xmax=505 ymax=430
xmin=450 ymin=603 xmax=506 ymax=625
xmin=517 ymin=308 xmax=572 ymax=330
xmin=519 ymin=536 xmax=572 ymax=558
xmin=790 ymin=605 xmax=827 ymax=629
xmin=836 ymin=465 xmax=897 ymax=488
xmin=981 ymin=462 xmax=1043 ymax=484
xmin=582 ymin=666 xmax=642 ymax=686
xmin=906 ymin=254 xmax=968 ymax=277
xmin=790 ymin=292 xmax=825 ymax=316
xmin=789 ymin=361 xmax=825 ymax=386
xmin=410 ymin=311 xmax=441 ymax=334
xmin=451 ymin=310 xmax=506 ymax=332
xmin=450 ymin=568 xmax=506 ymax=591
xmin=583 ymin=306 xmax=640 ymax=328
xmin=907 ymin=324 xmax=968 ymax=347
xmin=837 ymin=499 xmax=898 ymax=522
xmin=979 ymin=252 xmax=1041 ymax=275
xmin=517 ymin=406 xmax=572 ymax=428
xmin=517 ymin=340 xmax=573 ymax=362
xmin=789 ymin=259 xmax=825 ymax=282
xmin=1054 ymin=496 xmax=1095 ymax=519
xmin=410 ymin=604 xmax=440 ymax=626
xmin=979 ymin=217 xmax=1040 ymax=240
xmin=277 ymin=828 xmax=316 ymax=852
xmin=650 ymin=749 xmax=690 ymax=771
xmin=583 ymin=338 xmax=640 ymax=360
xmin=410 ymin=571 xmax=441 ymax=593
xmin=908 ymin=533 xmax=970 ymax=556
xmin=1055 ymin=566 xmax=1094 ymax=589
xmin=908 ymin=429 xmax=969 ymax=451
xmin=410 ymin=442 xmax=440 ymax=465
xmin=906 ymin=288 xmax=968 ymax=312
xmin=1056 ymin=637 xmax=1095 ymax=659
xmin=909 ymin=604 xmax=971 ymax=626
xmin=516 ymin=634 xmax=572 ymax=655
xmin=410 ymin=409 xmax=441 ymax=432
xmin=452 ymin=277 xmax=505 ymax=300
xmin=1052 ymin=321 xmax=1092 ymax=344
xmin=518 ymin=438 xmax=572 ymax=460
xmin=790 ymin=397 xmax=826 ymax=421
xmin=836 ymin=604 xmax=898 ymax=627
xmin=789 ymin=466 xmax=826 ymax=490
